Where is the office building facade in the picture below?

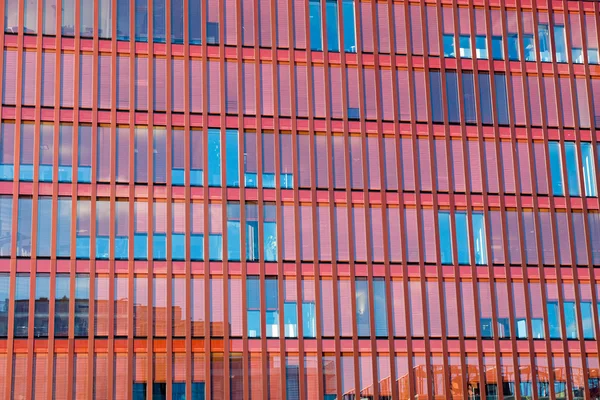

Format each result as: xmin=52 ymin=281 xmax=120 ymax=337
xmin=1 ymin=0 xmax=600 ymax=398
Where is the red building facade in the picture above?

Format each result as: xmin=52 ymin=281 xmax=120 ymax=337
xmin=1 ymin=0 xmax=600 ymax=399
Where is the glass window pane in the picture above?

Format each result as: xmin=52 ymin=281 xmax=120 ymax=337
xmin=56 ymin=198 xmax=71 ymax=257
xmin=309 ymin=0 xmax=323 ymax=51
xmin=549 ymin=141 xmax=564 ymax=196
xmin=208 ymin=129 xmax=221 ymax=187
xmin=472 ymin=212 xmax=487 ymax=265
xmin=565 ymin=142 xmax=581 ymax=197
xmin=226 ymin=130 xmax=239 ymax=187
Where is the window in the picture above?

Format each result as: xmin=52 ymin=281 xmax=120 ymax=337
xmin=494 ymin=73 xmax=509 ymax=125
xmin=0 ymin=123 xmax=14 ymax=180
xmin=14 ymin=274 xmax=29 ymax=337
xmin=581 ymin=143 xmax=597 ymax=197
xmin=302 ymin=279 xmax=316 ymax=338
xmin=472 ymin=212 xmax=487 ymax=265
xmin=549 ymin=141 xmax=564 ymax=196
xmin=554 ymin=19 xmax=567 ymax=63
xmin=19 ymin=124 xmax=34 ymax=181
xmin=478 ymin=73 xmax=493 ymax=125
xmin=154 ymin=127 xmax=167 ymax=184
xmin=586 ymin=15 xmax=599 ymax=64
xmin=75 ymin=200 xmax=91 ymax=259
xmin=266 ymin=278 xmax=279 ymax=338
xmin=373 ymin=279 xmax=388 ymax=337
xmin=508 ymin=34 xmax=519 ymax=61
xmin=54 ymin=275 xmax=69 ymax=337
xmin=342 ymin=0 xmax=356 ymax=52
xmin=246 ymin=203 xmax=259 ymax=261
xmin=5 ymin=0 xmax=19 ymax=33
xmin=564 ymin=142 xmax=581 ymax=197
xmin=227 ymin=203 xmax=241 ymax=261
xmin=134 ymin=201 xmax=148 ymax=260
xmin=247 ymin=277 xmax=260 ymax=337
xmin=476 ymin=36 xmax=488 ymax=59
xmin=446 ymin=71 xmax=460 ymax=124
xmin=38 ymin=124 xmax=54 ymax=182
xmin=538 ymin=21 xmax=552 ymax=62
xmin=34 ymin=274 xmax=49 ymax=337
xmin=455 ymin=211 xmax=470 ymax=264
xmin=58 ymin=125 xmax=73 ymax=182
xmin=326 ymin=0 xmax=339 ymax=52
xmin=283 ymin=280 xmax=297 ymax=338
xmin=280 ymin=133 xmax=294 ymax=189
xmin=309 ymin=0 xmax=322 ymax=51
xmin=135 ymin=0 xmax=148 ymax=42
xmin=563 ymin=301 xmax=578 ymax=339
xmin=438 ymin=211 xmax=452 ymax=265
xmin=581 ymin=301 xmax=595 ymax=339
xmin=37 ymin=197 xmax=52 ymax=257
xmin=153 ymin=202 xmax=167 ymax=260
xmin=189 ymin=0 xmax=201 ymax=44
xmin=226 ymin=130 xmax=239 ymax=187
xmin=74 ymin=275 xmax=89 ymax=336
xmin=17 ymin=198 xmax=32 ymax=257
xmin=190 ymin=130 xmax=203 ymax=186
xmin=171 ymin=202 xmax=185 ymax=261
xmin=114 ymin=201 xmax=129 ymax=260
xmin=262 ymin=132 xmax=275 ymax=188
xmin=190 ymin=202 xmax=204 ymax=261
xmin=443 ymin=34 xmax=455 ymax=58
xmin=209 ymin=203 xmax=222 ymax=261
xmin=208 ymin=129 xmax=221 ymax=187
xmin=0 ymin=196 xmax=12 ymax=257
xmin=355 ymin=279 xmax=370 ymax=337
xmin=153 ymin=0 xmax=166 ymax=42
xmin=134 ymin=127 xmax=148 ymax=183
xmin=459 ymin=35 xmax=472 ymax=58
xmin=264 ymin=204 xmax=277 ymax=261
xmin=117 ymin=0 xmax=130 ymax=40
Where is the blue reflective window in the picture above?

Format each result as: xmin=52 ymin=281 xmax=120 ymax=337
xmin=459 ymin=35 xmax=471 ymax=58
xmin=98 ymin=0 xmax=112 ymax=38
xmin=564 ymin=142 xmax=581 ymax=197
xmin=38 ymin=125 xmax=54 ymax=182
xmin=302 ymin=302 xmax=316 ymax=338
xmin=208 ymin=129 xmax=221 ymax=187
xmin=14 ymin=274 xmax=29 ymax=337
xmin=472 ymin=212 xmax=487 ymax=265
xmin=226 ymin=130 xmax=239 ymax=188
xmin=507 ymin=34 xmax=519 ymax=60
xmin=547 ymin=301 xmax=561 ymax=339
xmin=171 ymin=0 xmax=184 ymax=44
xmin=132 ymin=383 xmax=147 ymax=400
xmin=284 ymin=302 xmax=297 ymax=338
xmin=117 ymin=0 xmax=130 ymax=40
xmin=326 ymin=0 xmax=339 ymax=52
xmin=342 ymin=0 xmax=356 ymax=52
xmin=309 ymin=0 xmax=323 ymax=51
xmin=475 ymin=36 xmax=488 ymax=59
xmin=581 ymin=143 xmax=597 ymax=197
xmin=227 ymin=203 xmax=241 ymax=261
xmin=581 ymin=302 xmax=595 ymax=339
xmin=438 ymin=211 xmax=453 ymax=265
xmin=443 ymin=34 xmax=455 ymax=58
xmin=455 ymin=212 xmax=470 ymax=265
xmin=538 ymin=24 xmax=551 ymax=62
xmin=531 ymin=318 xmax=544 ymax=339
xmin=172 ymin=234 xmax=185 ymax=260
xmin=373 ymin=278 xmax=388 ymax=337
xmin=37 ymin=197 xmax=52 ymax=257
xmin=153 ymin=0 xmax=166 ymax=43
xmin=115 ymin=202 xmax=129 ymax=260
xmin=355 ymin=279 xmax=370 ymax=337
xmin=190 ymin=234 xmax=204 ymax=261
xmin=134 ymin=233 xmax=148 ymax=260
xmin=246 ymin=205 xmax=259 ymax=261
xmin=266 ymin=278 xmax=279 ymax=338
xmin=135 ymin=0 xmax=148 ymax=42
xmin=153 ymin=234 xmax=167 ymax=260
xmin=554 ymin=25 xmax=567 ymax=63
xmin=563 ymin=301 xmax=578 ymax=339
xmin=247 ymin=277 xmax=260 ymax=337
xmin=491 ymin=36 xmax=503 ymax=60
xmin=523 ymin=34 xmax=536 ymax=62
xmin=189 ymin=0 xmax=202 ymax=45
xmin=549 ymin=141 xmax=565 ymax=196
xmin=153 ymin=383 xmax=167 ymax=400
